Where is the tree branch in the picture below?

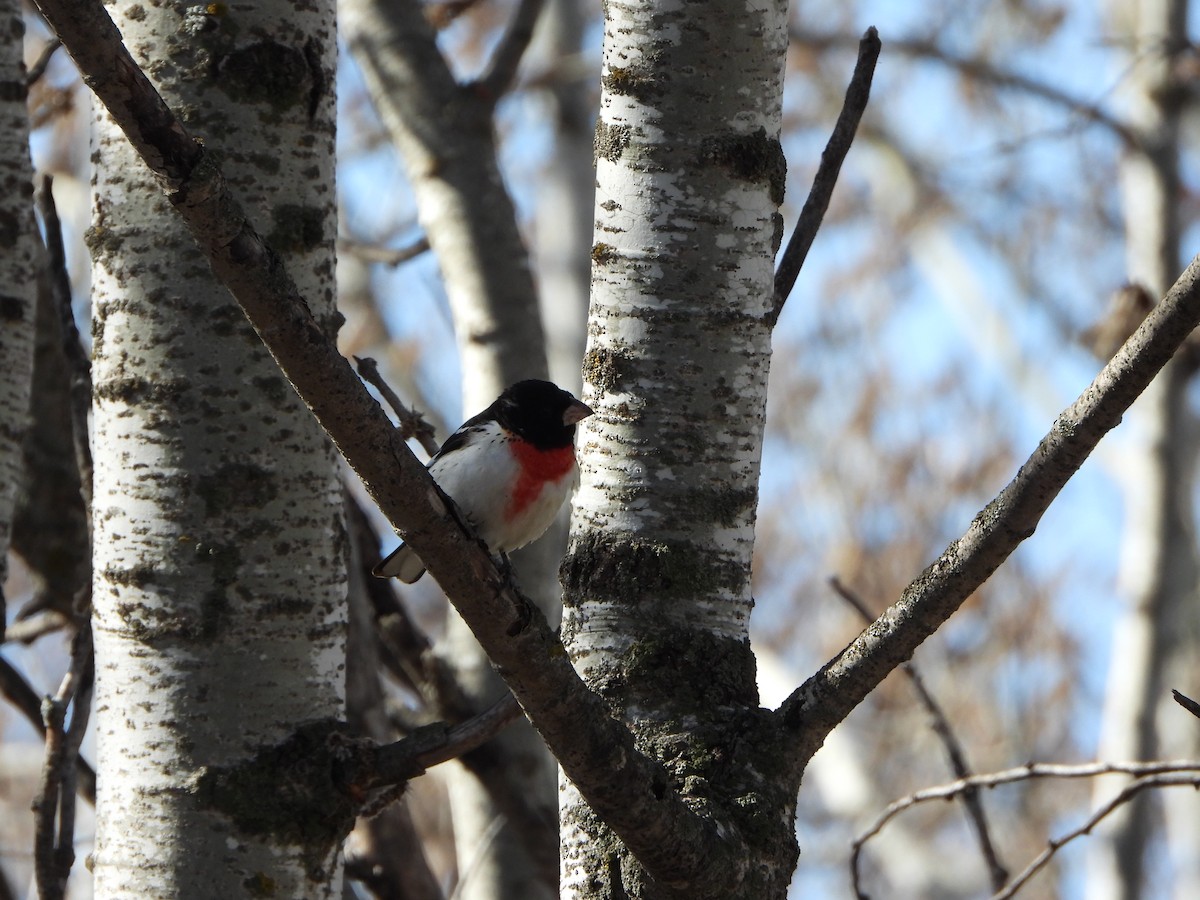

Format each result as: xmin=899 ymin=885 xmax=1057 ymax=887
xmin=37 ymin=176 xmax=93 ymax=516
xmin=33 ymin=619 xmax=93 ymax=900
xmin=353 ymin=356 xmax=440 ymax=457
xmin=476 ymin=0 xmax=545 ymax=101
xmin=1173 ymin=688 xmax=1200 ymax=719
xmin=779 ymin=252 xmax=1200 ymax=768
xmin=771 ymin=26 xmax=880 ymax=326
xmin=25 ymin=38 xmax=61 ymax=88
xmin=790 ymin=27 xmax=1139 ymax=149
xmin=336 ymin=234 xmax=430 ymax=268
xmin=993 ymin=772 xmax=1200 ymax=899
xmin=35 ymin=0 xmax=737 ymax=890
xmin=850 ymin=759 xmax=1200 ymax=900
xmin=344 ymin=693 xmax=523 ymax=793
xmin=831 ymin=577 xmax=1007 ymax=892
xmin=0 ymin=655 xmax=96 ymax=805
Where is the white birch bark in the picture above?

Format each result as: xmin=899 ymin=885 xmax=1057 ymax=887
xmin=88 ymin=2 xmax=345 ymax=896
xmin=560 ymin=0 xmax=790 ymax=894
xmin=1087 ymin=2 xmax=1197 ymax=898
xmin=0 ymin=0 xmax=39 ymax=606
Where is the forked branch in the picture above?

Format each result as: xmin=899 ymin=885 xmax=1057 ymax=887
xmin=851 ymin=760 xmax=1200 ymax=900
xmin=779 ymin=253 xmax=1200 ymax=767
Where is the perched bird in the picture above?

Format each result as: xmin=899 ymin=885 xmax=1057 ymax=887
xmin=373 ymin=379 xmax=593 ymax=583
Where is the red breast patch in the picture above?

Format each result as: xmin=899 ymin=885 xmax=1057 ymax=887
xmin=507 ymin=442 xmax=575 ymax=519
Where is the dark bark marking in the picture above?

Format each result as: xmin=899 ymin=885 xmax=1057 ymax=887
xmin=560 ymin=531 xmax=747 ymax=606
xmin=0 ymin=78 xmax=26 ymax=102
xmin=197 ymin=462 xmax=277 ymax=515
xmin=698 ymin=128 xmax=786 ymax=205
xmin=215 ymin=41 xmax=311 ymax=112
xmin=190 ymin=719 xmax=354 ymax=881
xmin=0 ymin=294 xmax=26 ymax=321
xmin=267 ymin=203 xmax=324 ymax=254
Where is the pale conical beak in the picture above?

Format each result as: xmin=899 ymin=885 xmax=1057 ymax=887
xmin=563 ymin=399 xmax=593 ymax=426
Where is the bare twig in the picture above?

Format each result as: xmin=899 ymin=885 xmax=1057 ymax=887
xmin=771 ymin=26 xmax=880 ymax=325
xmin=370 ymin=693 xmax=522 ymax=787
xmin=779 ymin=251 xmax=1200 ymax=771
xmin=37 ymin=176 xmax=93 ymax=516
xmin=789 ymin=28 xmax=1138 ymax=149
xmin=25 ymin=38 xmax=62 ymax=87
xmin=1172 ymin=688 xmax=1200 ymax=719
xmin=338 ymin=693 xmax=523 ymax=797
xmin=993 ymin=772 xmax=1200 ymax=899
xmin=850 ymin=759 xmax=1200 ymax=900
xmin=477 ymin=0 xmax=545 ymax=101
xmin=0 ymin=654 xmax=45 ymax=729
xmin=33 ymin=620 xmax=95 ymax=900
xmin=0 ymin=657 xmax=96 ymax=806
xmin=2 ymin=609 xmax=70 ymax=644
xmin=353 ymin=356 xmax=440 ymax=456
xmin=337 ymin=235 xmax=430 ymax=267
xmin=831 ymin=577 xmax=1007 ymax=893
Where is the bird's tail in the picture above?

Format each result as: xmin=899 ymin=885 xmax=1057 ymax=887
xmin=372 ymin=542 xmax=427 ymax=583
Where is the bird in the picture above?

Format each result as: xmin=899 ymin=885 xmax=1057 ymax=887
xmin=373 ymin=379 xmax=593 ymax=583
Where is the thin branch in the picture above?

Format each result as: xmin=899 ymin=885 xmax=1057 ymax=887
xmin=25 ymin=38 xmax=62 ymax=87
xmin=0 ymin=654 xmax=46 ymax=730
xmin=35 ymin=0 xmax=736 ymax=890
xmin=353 ymin=356 xmax=440 ymax=456
xmin=993 ymin=772 xmax=1200 ymax=899
xmin=771 ymin=26 xmax=880 ymax=326
xmin=2 ymin=610 xmax=70 ymax=644
xmin=33 ymin=620 xmax=95 ymax=900
xmin=476 ymin=0 xmax=545 ymax=101
xmin=830 ymin=577 xmax=1007 ymax=893
xmin=779 ymin=251 xmax=1200 ymax=770
xmin=789 ymin=28 xmax=1138 ymax=149
xmin=337 ymin=234 xmax=430 ymax=267
xmin=850 ymin=759 xmax=1200 ymax=900
xmin=37 ymin=176 xmax=93 ymax=517
xmin=57 ymin=619 xmax=94 ymax=868
xmin=0 ymin=656 xmax=95 ymax=804
xmin=362 ymin=693 xmax=523 ymax=789
xmin=1172 ymin=688 xmax=1200 ymax=719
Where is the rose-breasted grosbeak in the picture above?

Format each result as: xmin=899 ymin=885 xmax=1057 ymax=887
xmin=373 ymin=379 xmax=593 ymax=583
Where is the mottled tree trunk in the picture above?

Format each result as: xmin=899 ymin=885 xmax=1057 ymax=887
xmin=0 ymin=0 xmax=40 ymax=621
xmin=1087 ymin=1 xmax=1197 ymax=898
xmin=560 ymin=0 xmax=793 ymax=894
xmin=88 ymin=2 xmax=346 ymax=896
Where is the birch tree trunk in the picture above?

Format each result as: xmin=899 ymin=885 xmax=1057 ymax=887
xmin=0 ymin=0 xmax=40 ymax=623
xmin=560 ymin=0 xmax=791 ymax=894
xmin=88 ymin=2 xmax=346 ymax=896
xmin=1087 ymin=1 xmax=1196 ymax=898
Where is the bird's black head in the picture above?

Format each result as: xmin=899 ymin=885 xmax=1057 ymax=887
xmin=494 ymin=380 xmax=593 ymax=449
